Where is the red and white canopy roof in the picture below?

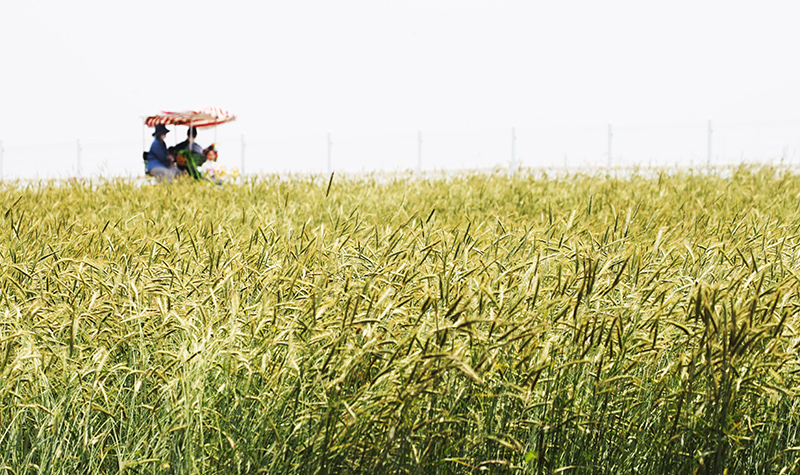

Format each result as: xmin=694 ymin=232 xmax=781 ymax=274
xmin=144 ymin=107 xmax=236 ymax=128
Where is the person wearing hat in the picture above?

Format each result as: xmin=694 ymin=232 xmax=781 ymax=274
xmin=145 ymin=123 xmax=178 ymax=182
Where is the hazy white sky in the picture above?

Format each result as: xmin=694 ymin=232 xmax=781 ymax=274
xmin=1 ymin=0 xmax=799 ymax=176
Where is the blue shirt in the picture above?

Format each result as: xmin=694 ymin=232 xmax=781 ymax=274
xmin=146 ymin=138 xmax=170 ymax=172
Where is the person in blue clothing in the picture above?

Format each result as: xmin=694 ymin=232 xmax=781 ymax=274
xmin=145 ymin=124 xmax=178 ymax=181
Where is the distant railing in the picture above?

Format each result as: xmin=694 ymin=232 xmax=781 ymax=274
xmin=1 ymin=119 xmax=799 ymax=179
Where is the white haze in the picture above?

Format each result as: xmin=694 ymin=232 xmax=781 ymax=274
xmin=1 ymin=0 xmax=799 ymax=177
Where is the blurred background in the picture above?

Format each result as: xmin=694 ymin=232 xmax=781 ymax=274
xmin=1 ymin=1 xmax=799 ymax=178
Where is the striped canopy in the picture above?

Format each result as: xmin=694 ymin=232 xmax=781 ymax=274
xmin=144 ymin=107 xmax=236 ymax=128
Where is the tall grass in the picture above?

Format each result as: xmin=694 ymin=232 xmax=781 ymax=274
xmin=1 ymin=166 xmax=799 ymax=474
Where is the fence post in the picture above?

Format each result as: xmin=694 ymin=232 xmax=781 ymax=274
xmin=77 ymin=138 xmax=82 ymax=178
xmin=417 ymin=130 xmax=422 ymax=175
xmin=707 ymin=119 xmax=712 ymax=169
xmin=607 ymin=124 xmax=613 ymax=169
xmin=327 ymin=133 xmax=332 ymax=175
xmin=511 ymin=126 xmax=517 ymax=173
xmin=241 ymin=134 xmax=245 ymax=176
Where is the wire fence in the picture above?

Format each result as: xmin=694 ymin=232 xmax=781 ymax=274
xmin=1 ymin=119 xmax=799 ymax=180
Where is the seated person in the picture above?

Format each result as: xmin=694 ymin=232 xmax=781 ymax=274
xmin=174 ymin=126 xmax=206 ymax=180
xmin=145 ymin=124 xmax=178 ymax=182
xmin=173 ymin=127 xmax=219 ymax=181
xmin=175 ymin=126 xmax=204 ymax=156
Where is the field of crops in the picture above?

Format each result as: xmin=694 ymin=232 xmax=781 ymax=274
xmin=1 ymin=167 xmax=800 ymax=474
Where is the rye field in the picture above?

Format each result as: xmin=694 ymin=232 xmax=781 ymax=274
xmin=1 ymin=166 xmax=800 ymax=474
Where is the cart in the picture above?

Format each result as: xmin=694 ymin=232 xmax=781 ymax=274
xmin=143 ymin=107 xmax=236 ymax=180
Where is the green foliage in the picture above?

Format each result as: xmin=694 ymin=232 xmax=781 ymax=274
xmin=0 ymin=167 xmax=799 ymax=474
